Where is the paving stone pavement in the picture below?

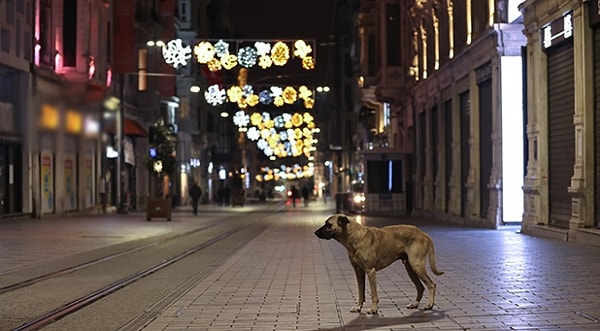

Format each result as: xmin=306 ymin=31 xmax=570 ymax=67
xmin=138 ymin=207 xmax=600 ymax=331
xmin=2 ymin=201 xmax=600 ymax=330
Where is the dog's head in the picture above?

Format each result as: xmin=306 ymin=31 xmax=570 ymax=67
xmin=314 ymin=214 xmax=351 ymax=240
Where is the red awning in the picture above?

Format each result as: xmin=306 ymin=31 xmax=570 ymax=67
xmin=105 ymin=117 xmax=148 ymax=137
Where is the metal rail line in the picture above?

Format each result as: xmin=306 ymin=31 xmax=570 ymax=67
xmin=12 ymin=226 xmax=243 ymax=331
xmin=0 ymin=222 xmax=220 ymax=295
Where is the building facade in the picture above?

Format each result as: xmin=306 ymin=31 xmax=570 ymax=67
xmin=0 ymin=0 xmax=33 ymax=217
xmin=520 ymin=0 xmax=600 ymax=245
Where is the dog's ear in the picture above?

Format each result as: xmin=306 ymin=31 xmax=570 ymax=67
xmin=337 ymin=215 xmax=350 ymax=225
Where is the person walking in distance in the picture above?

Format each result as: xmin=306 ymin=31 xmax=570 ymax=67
xmin=99 ymin=171 xmax=108 ymax=214
xmin=302 ymin=185 xmax=310 ymax=207
xmin=189 ymin=181 xmax=202 ymax=215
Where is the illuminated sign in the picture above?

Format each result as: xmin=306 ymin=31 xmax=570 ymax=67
xmin=543 ymin=12 xmax=573 ymax=49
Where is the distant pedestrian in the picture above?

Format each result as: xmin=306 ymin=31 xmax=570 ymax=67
xmin=189 ymin=182 xmax=202 ymax=215
xmin=99 ymin=171 xmax=108 ymax=214
xmin=302 ymin=185 xmax=310 ymax=207
xmin=290 ymin=185 xmax=298 ymax=207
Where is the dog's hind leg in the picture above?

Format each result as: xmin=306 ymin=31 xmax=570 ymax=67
xmin=403 ymin=261 xmax=424 ymax=309
xmin=411 ymin=263 xmax=436 ymax=310
xmin=350 ymin=262 xmax=365 ymax=313
xmin=365 ymin=268 xmax=379 ymax=314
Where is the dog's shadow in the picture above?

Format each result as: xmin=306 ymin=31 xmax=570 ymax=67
xmin=305 ymin=310 xmax=447 ymax=331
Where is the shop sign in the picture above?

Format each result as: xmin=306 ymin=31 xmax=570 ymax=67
xmin=543 ymin=11 xmax=573 ymax=49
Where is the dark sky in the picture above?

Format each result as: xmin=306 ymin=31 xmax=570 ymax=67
xmin=221 ymin=0 xmax=339 ymax=87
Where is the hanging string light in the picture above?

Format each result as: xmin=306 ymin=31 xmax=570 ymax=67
xmin=204 ymin=84 xmax=315 ymax=109
xmin=162 ymin=38 xmax=315 ymax=70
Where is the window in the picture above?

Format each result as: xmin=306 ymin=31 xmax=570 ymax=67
xmin=1 ymin=29 xmax=9 ymax=53
xmin=63 ymin=0 xmax=77 ymax=67
xmin=367 ymin=160 xmax=403 ymax=193
xmin=386 ymin=4 xmax=401 ymax=66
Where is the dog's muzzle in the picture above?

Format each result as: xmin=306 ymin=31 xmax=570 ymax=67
xmin=314 ymin=226 xmax=334 ymax=240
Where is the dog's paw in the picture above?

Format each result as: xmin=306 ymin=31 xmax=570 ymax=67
xmin=423 ymin=303 xmax=434 ymax=310
xmin=350 ymin=306 xmax=362 ymax=313
xmin=365 ymin=307 xmax=379 ymax=315
xmin=406 ymin=302 xmax=419 ymax=309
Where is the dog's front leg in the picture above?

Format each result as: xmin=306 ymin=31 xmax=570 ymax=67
xmin=350 ymin=262 xmax=365 ymax=312
xmin=365 ymin=268 xmax=379 ymax=314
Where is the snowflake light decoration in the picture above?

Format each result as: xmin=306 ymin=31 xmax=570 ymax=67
xmin=238 ymin=47 xmax=258 ymax=68
xmin=162 ymin=39 xmax=192 ymax=68
xmin=204 ymin=84 xmax=226 ymax=105
xmin=233 ymin=111 xmax=250 ymax=127
xmin=214 ymin=40 xmax=230 ymax=57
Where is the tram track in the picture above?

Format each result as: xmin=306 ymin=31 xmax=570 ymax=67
xmin=0 ymin=209 xmax=279 ymax=331
xmin=0 ymin=222 xmax=221 ymax=296
xmin=11 ymin=226 xmax=243 ymax=331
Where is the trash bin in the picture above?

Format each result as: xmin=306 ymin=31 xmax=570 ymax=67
xmin=146 ymin=197 xmax=172 ymax=221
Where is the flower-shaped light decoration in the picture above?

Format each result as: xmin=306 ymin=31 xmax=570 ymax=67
xmin=233 ymin=110 xmax=250 ymax=127
xmin=214 ymin=40 xmax=230 ymax=57
xmin=304 ymin=98 xmax=315 ymax=109
xmin=247 ymin=94 xmax=259 ymax=107
xmin=241 ymin=85 xmax=254 ymax=98
xmin=254 ymin=41 xmax=271 ymax=56
xmin=227 ymin=86 xmax=243 ymax=103
xmin=163 ymin=39 xmax=315 ymax=71
xmin=258 ymin=55 xmax=273 ymax=69
xmin=293 ymin=40 xmax=312 ymax=58
xmin=302 ymin=56 xmax=315 ymax=70
xmin=206 ymin=58 xmax=222 ymax=71
xmin=257 ymin=138 xmax=269 ymax=151
xmin=247 ymin=127 xmax=260 ymax=141
xmin=274 ymin=115 xmax=285 ymax=128
xmin=274 ymin=96 xmax=285 ymax=107
xmin=282 ymin=86 xmax=298 ymax=104
xmin=194 ymin=41 xmax=215 ymax=64
xmin=162 ymin=39 xmax=192 ymax=68
xmin=271 ymin=41 xmax=290 ymax=66
xmin=238 ymin=46 xmax=258 ymax=68
xmin=241 ymin=110 xmax=318 ymax=160
xmin=204 ymin=84 xmax=226 ymax=105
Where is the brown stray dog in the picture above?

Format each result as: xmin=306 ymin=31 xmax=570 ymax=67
xmin=314 ymin=214 xmax=444 ymax=314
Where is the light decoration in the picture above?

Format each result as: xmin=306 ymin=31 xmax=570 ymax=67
xmin=162 ymin=39 xmax=192 ymax=68
xmin=161 ymin=38 xmax=315 ymax=70
xmin=254 ymin=164 xmax=315 ymax=182
xmin=237 ymin=110 xmax=319 ymax=160
xmin=204 ymin=84 xmax=315 ymax=109
xmin=204 ymin=84 xmax=227 ymax=106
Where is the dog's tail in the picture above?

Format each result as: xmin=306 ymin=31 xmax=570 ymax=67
xmin=428 ymin=243 xmax=444 ymax=276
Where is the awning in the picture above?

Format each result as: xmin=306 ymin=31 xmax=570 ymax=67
xmin=104 ymin=117 xmax=148 ymax=137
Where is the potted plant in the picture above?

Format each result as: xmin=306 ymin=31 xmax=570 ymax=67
xmin=144 ymin=119 xmax=177 ymax=221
